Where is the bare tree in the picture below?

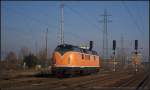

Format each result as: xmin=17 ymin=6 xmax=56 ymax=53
xmin=18 ymin=47 xmax=30 ymax=61
xmin=37 ymin=49 xmax=47 ymax=67
xmin=23 ymin=54 xmax=38 ymax=68
xmin=5 ymin=51 xmax=18 ymax=65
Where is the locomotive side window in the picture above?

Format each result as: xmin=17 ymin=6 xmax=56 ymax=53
xmin=86 ymin=55 xmax=90 ymax=60
xmin=92 ymin=51 xmax=98 ymax=55
xmin=83 ymin=49 xmax=88 ymax=54
xmin=82 ymin=54 xmax=84 ymax=60
xmin=94 ymin=56 xmax=96 ymax=60
xmin=85 ymin=55 xmax=87 ymax=60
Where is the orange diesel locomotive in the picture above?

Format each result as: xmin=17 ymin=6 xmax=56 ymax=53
xmin=52 ymin=44 xmax=101 ymax=77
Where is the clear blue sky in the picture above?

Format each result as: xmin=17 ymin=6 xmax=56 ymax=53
xmin=1 ymin=1 xmax=149 ymax=61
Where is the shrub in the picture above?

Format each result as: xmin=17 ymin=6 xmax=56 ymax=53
xmin=23 ymin=54 xmax=38 ymax=68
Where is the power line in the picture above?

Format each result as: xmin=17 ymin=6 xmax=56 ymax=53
xmin=136 ymin=5 xmax=146 ymax=36
xmin=121 ymin=2 xmax=147 ymax=62
xmin=59 ymin=3 xmax=91 ymax=45
xmin=65 ymin=5 xmax=102 ymax=32
xmin=4 ymin=4 xmax=96 ymax=48
xmin=64 ymin=30 xmax=89 ymax=41
xmin=11 ymin=5 xmax=93 ymax=40
xmin=121 ymin=1 xmax=145 ymax=36
xmin=12 ymin=9 xmax=58 ymax=29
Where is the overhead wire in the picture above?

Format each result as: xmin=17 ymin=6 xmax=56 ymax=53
xmin=65 ymin=5 xmax=102 ymax=32
xmin=12 ymin=9 xmax=58 ymax=29
xmin=65 ymin=30 xmax=89 ymax=41
xmin=121 ymin=1 xmax=148 ymax=59
xmin=4 ymin=3 xmax=103 ymax=50
xmin=136 ymin=5 xmax=146 ymax=34
xmin=121 ymin=1 xmax=145 ymax=36
xmin=6 ymin=7 xmax=89 ymax=44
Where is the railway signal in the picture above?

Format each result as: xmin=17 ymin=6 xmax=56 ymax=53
xmin=132 ymin=40 xmax=141 ymax=73
xmin=89 ymin=41 xmax=93 ymax=51
xmin=113 ymin=40 xmax=116 ymax=72
xmin=135 ymin=40 xmax=138 ymax=54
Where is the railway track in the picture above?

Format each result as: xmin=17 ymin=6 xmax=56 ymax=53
xmin=136 ymin=73 xmax=149 ymax=90
xmin=1 ymin=71 xmax=127 ymax=90
xmin=1 ymin=70 xmax=147 ymax=90
xmin=116 ymin=72 xmax=149 ymax=90
xmin=0 ymin=71 xmax=108 ymax=90
xmin=53 ymin=71 xmax=133 ymax=89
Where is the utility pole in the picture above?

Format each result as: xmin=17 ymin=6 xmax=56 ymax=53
xmin=45 ymin=28 xmax=48 ymax=61
xmin=35 ymin=40 xmax=38 ymax=56
xmin=100 ymin=9 xmax=111 ymax=60
xmin=120 ymin=34 xmax=125 ymax=65
xmin=60 ymin=2 xmax=64 ymax=44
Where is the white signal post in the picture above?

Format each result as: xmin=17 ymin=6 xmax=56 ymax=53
xmin=113 ymin=51 xmax=116 ymax=72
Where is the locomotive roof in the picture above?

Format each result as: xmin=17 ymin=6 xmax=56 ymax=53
xmin=57 ymin=44 xmax=98 ymax=55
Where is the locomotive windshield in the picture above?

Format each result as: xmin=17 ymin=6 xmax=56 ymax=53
xmin=55 ymin=44 xmax=98 ymax=55
xmin=55 ymin=44 xmax=80 ymax=55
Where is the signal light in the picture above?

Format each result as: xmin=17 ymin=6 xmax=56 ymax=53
xmin=135 ymin=40 xmax=138 ymax=50
xmin=89 ymin=41 xmax=93 ymax=51
xmin=113 ymin=40 xmax=116 ymax=50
